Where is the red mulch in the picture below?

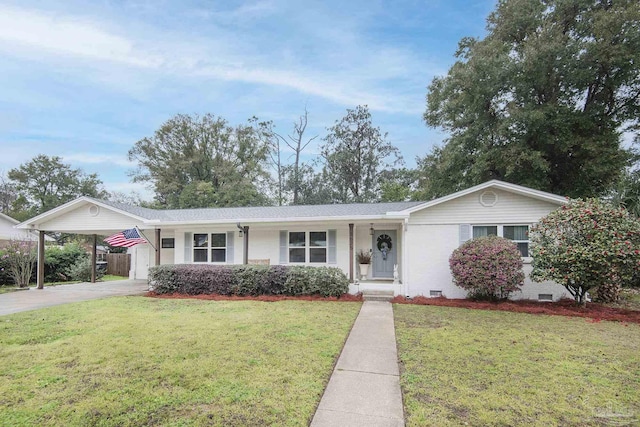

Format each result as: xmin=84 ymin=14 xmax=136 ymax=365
xmin=145 ymin=292 xmax=363 ymax=303
xmin=391 ymin=296 xmax=640 ymax=325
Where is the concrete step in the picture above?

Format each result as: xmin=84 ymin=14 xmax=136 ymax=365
xmin=362 ymin=290 xmax=395 ymax=302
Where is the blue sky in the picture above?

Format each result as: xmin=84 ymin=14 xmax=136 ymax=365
xmin=0 ymin=0 xmax=496 ymax=199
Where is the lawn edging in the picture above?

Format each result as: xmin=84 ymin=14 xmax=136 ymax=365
xmin=392 ymin=296 xmax=640 ymax=324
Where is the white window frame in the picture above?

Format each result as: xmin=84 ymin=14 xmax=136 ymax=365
xmin=193 ymin=233 xmax=227 ymax=263
xmin=288 ymin=231 xmax=328 ymax=264
xmin=471 ymin=224 xmax=531 ymax=261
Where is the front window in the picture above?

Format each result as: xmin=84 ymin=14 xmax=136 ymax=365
xmin=289 ymin=231 xmax=327 ymax=263
xmin=472 ymin=225 xmax=529 ymax=257
xmin=194 ymin=233 xmax=227 ymax=263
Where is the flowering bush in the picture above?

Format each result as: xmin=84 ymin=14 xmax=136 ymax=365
xmin=449 ymin=235 xmax=525 ymax=300
xmin=530 ymin=199 xmax=640 ymax=305
xmin=1 ymin=240 xmax=37 ymax=288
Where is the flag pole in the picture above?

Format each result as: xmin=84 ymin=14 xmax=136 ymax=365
xmin=135 ymin=226 xmax=156 ymax=250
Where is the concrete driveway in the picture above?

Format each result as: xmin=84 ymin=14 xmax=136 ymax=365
xmin=0 ymin=279 xmax=149 ymax=316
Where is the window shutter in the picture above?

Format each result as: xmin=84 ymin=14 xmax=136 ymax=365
xmin=226 ymin=231 xmax=234 ymax=264
xmin=459 ymin=224 xmax=471 ymax=246
xmin=279 ymin=230 xmax=288 ymax=264
xmin=184 ymin=232 xmax=192 ymax=263
xmin=328 ymin=229 xmax=337 ymax=264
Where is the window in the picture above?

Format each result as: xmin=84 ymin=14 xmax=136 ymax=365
xmin=503 ymin=226 xmax=529 ymax=257
xmin=161 ymin=238 xmax=175 ymax=249
xmin=193 ymin=233 xmax=226 ymax=263
xmin=472 ymin=225 xmax=530 ymax=257
xmin=289 ymin=231 xmax=327 ymax=263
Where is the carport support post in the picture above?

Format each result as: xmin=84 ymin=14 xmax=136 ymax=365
xmin=91 ymin=234 xmax=97 ymax=283
xmin=155 ymin=229 xmax=161 ymax=266
xmin=37 ymin=231 xmax=45 ymax=289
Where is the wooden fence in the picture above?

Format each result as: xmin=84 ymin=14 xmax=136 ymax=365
xmin=106 ymin=253 xmax=131 ymax=277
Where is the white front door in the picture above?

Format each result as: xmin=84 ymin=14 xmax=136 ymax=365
xmin=134 ymin=244 xmax=150 ymax=279
xmin=372 ymin=230 xmax=396 ymax=278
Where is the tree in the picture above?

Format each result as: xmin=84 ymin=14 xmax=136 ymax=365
xmin=530 ymin=199 xmax=640 ymax=305
xmin=128 ymin=113 xmax=272 ymax=208
xmin=420 ymin=0 xmax=640 ymax=199
xmin=276 ymin=108 xmax=318 ymax=205
xmin=319 ymin=105 xmax=402 ymax=203
xmin=0 ymin=173 xmax=17 ymax=215
xmin=379 ymin=168 xmax=419 ymax=202
xmin=8 ymin=155 xmax=107 ymax=216
xmin=608 ymin=169 xmax=640 ymax=217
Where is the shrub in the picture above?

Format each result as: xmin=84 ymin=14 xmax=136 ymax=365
xmin=1 ymin=240 xmax=37 ymax=288
xmin=67 ymin=258 xmax=105 ymax=282
xmin=530 ymin=199 xmax=640 ymax=305
xmin=44 ymin=243 xmax=88 ymax=282
xmin=149 ymin=264 xmax=349 ymax=297
xmin=449 ymin=235 xmax=525 ymax=300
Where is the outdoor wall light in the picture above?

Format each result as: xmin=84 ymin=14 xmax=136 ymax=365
xmin=369 ymin=223 xmax=374 ymax=236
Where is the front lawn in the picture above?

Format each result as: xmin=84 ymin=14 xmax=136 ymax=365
xmin=0 ymin=297 xmax=361 ymax=426
xmin=395 ymin=305 xmax=640 ymax=427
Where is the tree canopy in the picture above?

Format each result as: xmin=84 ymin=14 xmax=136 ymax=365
xmin=419 ymin=0 xmax=640 ymax=199
xmin=317 ymin=105 xmax=402 ymax=203
xmin=7 ymin=155 xmax=107 ymax=217
xmin=128 ymin=113 xmax=272 ymax=208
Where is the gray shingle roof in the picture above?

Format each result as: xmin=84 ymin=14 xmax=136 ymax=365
xmin=94 ymin=198 xmax=423 ymax=222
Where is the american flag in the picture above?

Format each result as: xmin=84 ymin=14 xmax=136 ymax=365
xmin=104 ymin=228 xmax=147 ymax=247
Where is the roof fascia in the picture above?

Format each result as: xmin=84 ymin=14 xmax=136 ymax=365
xmin=16 ymin=197 xmax=150 ymax=229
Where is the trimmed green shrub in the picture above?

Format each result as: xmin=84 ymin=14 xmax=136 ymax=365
xmin=45 ymin=243 xmax=88 ymax=282
xmin=149 ymin=264 xmax=349 ymax=297
xmin=531 ymin=199 xmax=640 ymax=305
xmin=67 ymin=258 xmax=105 ymax=282
xmin=450 ymin=235 xmax=525 ymax=300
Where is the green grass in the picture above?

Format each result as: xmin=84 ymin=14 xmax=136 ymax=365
xmin=0 ymin=285 xmax=28 ymax=294
xmin=99 ymin=274 xmax=129 ymax=282
xmin=0 ymin=297 xmax=361 ymax=426
xmin=394 ymin=305 xmax=640 ymax=427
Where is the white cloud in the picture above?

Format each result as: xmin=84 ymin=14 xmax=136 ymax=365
xmin=62 ymin=153 xmax=135 ymax=168
xmin=0 ymin=4 xmax=430 ymax=115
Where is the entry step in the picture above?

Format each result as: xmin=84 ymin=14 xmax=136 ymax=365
xmin=362 ymin=290 xmax=395 ymax=302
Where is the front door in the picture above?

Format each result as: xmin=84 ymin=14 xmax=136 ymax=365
xmin=372 ymin=230 xmax=397 ymax=278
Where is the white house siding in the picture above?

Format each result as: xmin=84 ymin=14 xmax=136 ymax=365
xmin=405 ymin=224 xmax=466 ymax=298
xmin=410 ymin=189 xmax=561 ymax=225
xmin=38 ymin=203 xmax=144 ymax=232
xmin=0 ymin=215 xmax=39 ymax=243
xmin=407 ymin=188 xmax=567 ymax=301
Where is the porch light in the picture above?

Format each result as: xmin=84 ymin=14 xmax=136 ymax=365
xmin=236 ymin=222 xmax=244 ymax=237
xmin=369 ymin=223 xmax=374 ymax=236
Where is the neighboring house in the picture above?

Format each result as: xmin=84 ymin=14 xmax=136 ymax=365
xmin=16 ymin=180 xmax=568 ymax=300
xmin=0 ymin=212 xmax=54 ymax=245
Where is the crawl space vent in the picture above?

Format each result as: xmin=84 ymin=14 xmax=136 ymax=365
xmin=479 ymin=191 xmax=498 ymax=207
xmin=538 ymin=293 xmax=553 ymax=302
xmin=430 ymin=290 xmax=443 ymax=297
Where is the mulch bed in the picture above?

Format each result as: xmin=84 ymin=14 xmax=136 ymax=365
xmin=391 ymin=296 xmax=640 ymax=325
xmin=146 ymin=292 xmax=363 ymax=303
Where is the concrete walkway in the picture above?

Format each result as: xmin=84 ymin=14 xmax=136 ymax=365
xmin=0 ymin=279 xmax=148 ymax=316
xmin=311 ymin=301 xmax=405 ymax=427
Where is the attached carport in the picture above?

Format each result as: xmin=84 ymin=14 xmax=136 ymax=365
xmin=16 ymin=198 xmax=164 ymax=289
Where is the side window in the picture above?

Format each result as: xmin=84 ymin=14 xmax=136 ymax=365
xmin=503 ymin=225 xmax=529 ymax=257
xmin=309 ymin=231 xmax=327 ymax=263
xmin=471 ymin=225 xmax=529 ymax=257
